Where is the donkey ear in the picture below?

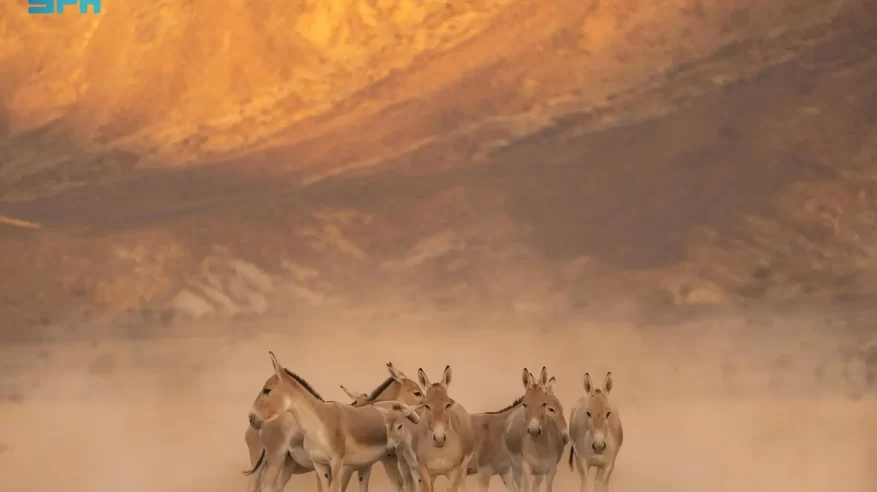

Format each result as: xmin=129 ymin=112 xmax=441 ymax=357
xmin=521 ymin=368 xmax=532 ymax=389
xmin=604 ymin=372 xmax=613 ymax=394
xmin=528 ymin=370 xmax=538 ymax=387
xmin=545 ymin=376 xmax=557 ymax=393
xmin=583 ymin=372 xmax=593 ymax=394
xmin=441 ymin=365 xmax=453 ymax=388
xmin=269 ymin=351 xmax=283 ymax=378
xmin=417 ymin=368 xmax=431 ymax=389
xmin=402 ymin=405 xmax=421 ymax=424
xmin=387 ymin=362 xmax=408 ymax=382
xmin=340 ymin=385 xmax=367 ymax=403
xmin=540 ymin=366 xmax=549 ymax=387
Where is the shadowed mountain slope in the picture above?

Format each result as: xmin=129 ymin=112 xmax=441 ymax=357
xmin=1 ymin=0 xmax=877 ymax=337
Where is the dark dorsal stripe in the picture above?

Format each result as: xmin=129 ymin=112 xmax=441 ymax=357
xmin=484 ymin=395 xmax=524 ymax=414
xmin=366 ymin=376 xmax=396 ymax=402
xmin=282 ymin=368 xmax=324 ymax=401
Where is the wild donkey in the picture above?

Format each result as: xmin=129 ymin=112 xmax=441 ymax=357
xmin=244 ymin=384 xmax=376 ymax=487
xmin=467 ymin=399 xmax=523 ymax=492
xmin=568 ymin=372 xmax=623 ymax=492
xmin=246 ymin=354 xmax=422 ymax=492
xmin=375 ymin=401 xmax=423 ymax=492
xmin=505 ymin=367 xmax=569 ymax=492
xmin=411 ymin=366 xmax=477 ymax=492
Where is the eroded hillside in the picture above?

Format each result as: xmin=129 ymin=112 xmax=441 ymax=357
xmin=1 ymin=0 xmax=877 ymax=339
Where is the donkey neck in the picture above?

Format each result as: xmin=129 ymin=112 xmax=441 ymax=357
xmin=369 ymin=377 xmax=401 ymax=402
xmin=280 ymin=373 xmax=330 ymax=433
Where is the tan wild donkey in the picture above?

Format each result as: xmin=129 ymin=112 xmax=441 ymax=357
xmin=244 ymin=384 xmax=374 ymax=483
xmin=244 ymin=362 xmax=424 ymax=492
xmin=376 ymin=401 xmax=423 ymax=492
xmin=568 ymin=372 xmax=623 ymax=492
xmin=505 ymin=367 xmax=569 ymax=492
xmin=411 ymin=366 xmax=477 ymax=492
xmin=467 ymin=390 xmax=533 ymax=492
xmin=248 ymin=353 xmax=421 ymax=492
xmin=244 ymin=361 xmax=423 ymax=492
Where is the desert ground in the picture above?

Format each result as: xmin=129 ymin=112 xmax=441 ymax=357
xmin=1 ymin=311 xmax=875 ymax=492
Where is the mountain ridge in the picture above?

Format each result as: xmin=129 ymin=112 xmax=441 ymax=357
xmin=1 ymin=0 xmax=876 ymax=336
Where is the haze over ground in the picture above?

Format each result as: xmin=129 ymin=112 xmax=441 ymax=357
xmin=1 ymin=1 xmax=876 ymax=491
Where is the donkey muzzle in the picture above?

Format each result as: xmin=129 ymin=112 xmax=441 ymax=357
xmin=248 ymin=412 xmax=262 ymax=430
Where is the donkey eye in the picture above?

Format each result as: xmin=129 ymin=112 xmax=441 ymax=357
xmin=445 ymin=402 xmax=453 ymax=409
xmin=522 ymin=403 xmax=528 ymax=408
xmin=424 ymin=404 xmax=432 ymax=411
xmin=548 ymin=407 xmax=556 ymax=413
xmin=606 ymin=412 xmax=612 ymax=418
xmin=262 ymin=388 xmax=271 ymax=396
xmin=542 ymin=402 xmax=547 ymax=407
xmin=397 ymin=424 xmax=403 ymax=431
xmin=413 ymin=391 xmax=422 ymax=397
xmin=586 ymin=411 xmax=591 ymax=418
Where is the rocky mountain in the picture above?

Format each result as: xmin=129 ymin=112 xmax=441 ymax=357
xmin=1 ymin=0 xmax=877 ymax=339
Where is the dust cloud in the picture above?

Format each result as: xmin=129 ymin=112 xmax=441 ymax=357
xmin=0 ymin=309 xmax=874 ymax=492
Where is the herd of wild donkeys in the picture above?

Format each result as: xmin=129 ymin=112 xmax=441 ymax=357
xmin=244 ymin=352 xmax=623 ymax=492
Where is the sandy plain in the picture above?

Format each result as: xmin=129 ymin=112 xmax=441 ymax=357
xmin=1 ymin=314 xmax=874 ymax=492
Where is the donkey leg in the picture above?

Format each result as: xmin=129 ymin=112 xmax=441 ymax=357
xmin=316 ymin=470 xmax=325 ymax=492
xmin=382 ymin=455 xmax=405 ymax=492
xmin=338 ymin=465 xmax=357 ymax=492
xmin=532 ymin=474 xmax=543 ymax=492
xmin=500 ymin=467 xmax=519 ymax=492
xmin=544 ymin=465 xmax=558 ymax=492
xmin=448 ymin=465 xmax=466 ymax=492
xmin=260 ymin=452 xmax=288 ymax=492
xmin=598 ymin=461 xmax=615 ymax=492
xmin=519 ymin=461 xmax=534 ymax=492
xmin=274 ymin=454 xmax=300 ymax=492
xmin=248 ymin=457 xmax=264 ymax=492
xmin=355 ymin=465 xmax=373 ymax=492
xmin=478 ymin=468 xmax=492 ymax=492
xmin=416 ymin=463 xmax=433 ymax=492
xmin=313 ymin=462 xmax=332 ymax=492
xmin=573 ymin=453 xmax=589 ymax=492
xmin=328 ymin=459 xmax=345 ymax=492
xmin=396 ymin=458 xmax=415 ymax=492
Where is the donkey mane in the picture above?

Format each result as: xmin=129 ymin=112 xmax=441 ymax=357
xmin=366 ymin=376 xmax=396 ymax=402
xmin=282 ymin=368 xmax=324 ymax=401
xmin=484 ymin=396 xmax=524 ymax=414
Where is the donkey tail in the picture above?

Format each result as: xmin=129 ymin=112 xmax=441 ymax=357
xmin=242 ymin=448 xmax=266 ymax=476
